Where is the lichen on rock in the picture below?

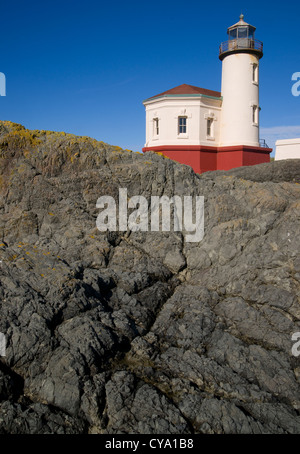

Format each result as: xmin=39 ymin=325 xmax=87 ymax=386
xmin=0 ymin=122 xmax=299 ymax=434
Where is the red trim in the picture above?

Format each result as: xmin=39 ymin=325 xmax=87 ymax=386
xmin=142 ymin=145 xmax=217 ymax=153
xmin=142 ymin=144 xmax=272 ymax=174
xmin=217 ymin=145 xmax=272 ymax=153
xmin=142 ymin=145 xmax=272 ymax=153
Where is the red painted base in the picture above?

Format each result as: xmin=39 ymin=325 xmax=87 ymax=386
xmin=142 ymin=145 xmax=272 ymax=174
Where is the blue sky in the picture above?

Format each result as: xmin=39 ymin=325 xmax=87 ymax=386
xmin=1 ymin=0 xmax=300 ymax=156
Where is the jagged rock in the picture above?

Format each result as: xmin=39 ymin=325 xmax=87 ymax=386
xmin=0 ymin=121 xmax=299 ymax=434
xmin=103 ymin=371 xmax=190 ymax=434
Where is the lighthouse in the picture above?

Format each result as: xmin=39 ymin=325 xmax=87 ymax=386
xmin=142 ymin=15 xmax=272 ymax=173
xmin=219 ymin=14 xmax=263 ymax=147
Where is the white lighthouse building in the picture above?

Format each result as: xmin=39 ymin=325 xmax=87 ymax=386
xmin=142 ymin=15 xmax=271 ymax=174
xmin=219 ymin=14 xmax=261 ymax=147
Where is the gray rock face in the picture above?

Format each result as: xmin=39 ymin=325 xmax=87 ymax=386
xmin=0 ymin=121 xmax=299 ymax=434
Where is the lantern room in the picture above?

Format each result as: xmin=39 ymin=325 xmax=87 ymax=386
xmin=219 ymin=14 xmax=263 ymax=60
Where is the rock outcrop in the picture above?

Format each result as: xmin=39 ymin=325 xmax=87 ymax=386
xmin=0 ymin=121 xmax=299 ymax=434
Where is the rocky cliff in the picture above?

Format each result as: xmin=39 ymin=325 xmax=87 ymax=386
xmin=0 ymin=121 xmax=299 ymax=434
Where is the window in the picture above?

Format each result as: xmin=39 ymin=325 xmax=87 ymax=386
xmin=238 ymin=27 xmax=248 ymax=38
xmin=205 ymin=112 xmax=216 ymax=140
xmin=207 ymin=118 xmax=213 ymax=137
xmin=252 ymin=63 xmax=258 ymax=83
xmin=248 ymin=29 xmax=254 ymax=40
xmin=229 ymin=29 xmax=237 ymax=40
xmin=153 ymin=118 xmax=159 ymax=136
xmin=252 ymin=105 xmax=258 ymax=124
xmin=178 ymin=116 xmax=187 ymax=134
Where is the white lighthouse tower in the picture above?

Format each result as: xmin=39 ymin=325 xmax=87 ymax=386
xmin=219 ymin=14 xmax=263 ymax=147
